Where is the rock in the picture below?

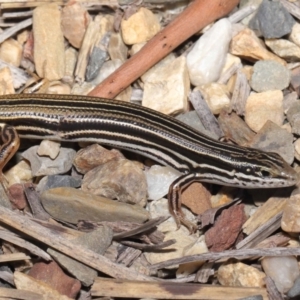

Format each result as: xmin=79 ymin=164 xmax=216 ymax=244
xmin=0 ymin=67 xmax=14 ymax=94
xmin=37 ymin=140 xmax=61 ymax=160
xmin=82 ymin=158 xmax=147 ymax=206
xmin=265 ymin=39 xmax=300 ymax=62
xmin=176 ymin=111 xmax=214 ymax=138
xmin=197 ymin=83 xmax=230 ymax=114
xmin=64 ymin=47 xmax=77 ymax=83
xmin=262 ymin=256 xmax=299 ymax=293
xmin=74 ymin=144 xmax=123 ymax=174
xmin=181 ymin=182 xmax=211 ymax=215
xmin=48 ymin=226 xmax=113 ymax=286
xmin=250 ymin=60 xmax=290 ymax=92
xmin=108 ymin=32 xmax=128 ymax=62
xmin=287 ymin=102 xmax=300 ymax=135
xmin=218 ymin=111 xmax=255 ymax=147
xmin=142 ymin=56 xmax=190 ymax=115
xmin=145 ymin=165 xmax=181 ymax=201
xmin=86 ymin=44 xmax=108 ymax=82
xmin=8 ymin=183 xmax=30 ymax=210
xmin=210 ymin=187 xmax=235 ymax=208
xmin=230 ymin=28 xmax=285 ymax=64
xmin=249 ymin=0 xmax=295 ymax=38
xmin=248 ymin=120 xmax=294 ymax=165
xmin=287 ymin=274 xmax=300 ymax=298
xmin=218 ymin=261 xmax=266 ymax=287
xmin=294 ymin=138 xmax=300 ymax=161
xmin=14 ymin=271 xmax=72 ymax=300
xmin=61 ymin=2 xmax=90 ymax=48
xmin=40 ymin=187 xmax=149 ymax=224
xmin=289 ymin=22 xmax=300 ymax=47
xmin=205 ymin=204 xmax=246 ymax=252
xmin=28 ymin=261 xmax=81 ymax=298
xmin=245 ymin=90 xmax=284 ymax=132
xmin=283 ymin=91 xmax=298 ymax=113
xmin=186 ymin=18 xmax=232 ymax=86
xmin=240 ymin=0 xmax=263 ymax=26
xmin=33 ymin=3 xmax=65 ymax=80
xmin=22 ymin=146 xmax=76 ymax=177
xmin=36 ymin=175 xmax=82 ymax=193
xmin=282 ymin=195 xmax=300 ymax=233
xmin=176 ymin=235 xmax=208 ymax=278
xmin=0 ymin=38 xmax=22 ymax=67
xmin=120 ymin=7 xmax=160 ymax=45
xmin=4 ymin=160 xmax=32 ymax=186
xmin=144 ymin=221 xmax=197 ymax=264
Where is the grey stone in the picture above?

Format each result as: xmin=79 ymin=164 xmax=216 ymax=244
xmin=176 ymin=111 xmax=217 ymax=139
xmin=250 ymin=60 xmax=290 ymax=92
xmin=85 ymin=46 xmax=107 ymax=82
xmin=36 ymin=175 xmax=82 ymax=193
xmin=22 ymin=146 xmax=76 ymax=177
xmin=288 ymin=274 xmax=300 ymax=298
xmin=249 ymin=0 xmax=295 ymax=38
xmin=248 ymin=120 xmax=294 ymax=164
xmin=48 ymin=226 xmax=113 ymax=286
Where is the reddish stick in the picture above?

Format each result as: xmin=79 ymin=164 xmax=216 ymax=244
xmin=88 ymin=0 xmax=239 ymax=98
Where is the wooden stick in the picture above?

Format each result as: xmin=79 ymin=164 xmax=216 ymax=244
xmin=88 ymin=0 xmax=240 ymax=98
xmin=0 ymin=206 xmax=151 ymax=281
xmin=92 ymin=277 xmax=268 ymax=300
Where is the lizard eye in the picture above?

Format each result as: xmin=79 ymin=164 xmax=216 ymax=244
xmin=260 ymin=169 xmax=271 ymax=177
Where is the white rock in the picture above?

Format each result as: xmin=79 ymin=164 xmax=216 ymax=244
xmin=186 ymin=18 xmax=232 ymax=86
xmin=197 ymin=83 xmax=230 ymax=114
xmin=262 ymin=256 xmax=300 ymax=293
xmin=0 ymin=67 xmax=14 ymax=94
xmin=145 ymin=165 xmax=181 ymax=201
xmin=142 ymin=56 xmax=190 ymax=115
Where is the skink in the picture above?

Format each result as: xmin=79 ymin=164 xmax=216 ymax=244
xmin=0 ymin=94 xmax=297 ymax=232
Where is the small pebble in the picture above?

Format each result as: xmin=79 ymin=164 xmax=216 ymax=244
xmin=262 ymin=256 xmax=300 ymax=293
xmin=287 ymin=274 xmax=300 ymax=298
xmin=145 ymin=165 xmax=181 ymax=201
xmin=108 ymin=32 xmax=128 ymax=62
xmin=197 ymin=83 xmax=230 ymax=114
xmin=186 ymin=18 xmax=232 ymax=86
xmin=0 ymin=67 xmax=14 ymax=94
xmin=37 ymin=140 xmax=61 ymax=160
xmin=248 ymin=120 xmax=294 ymax=164
xmin=250 ymin=60 xmax=290 ymax=92
xmin=0 ymin=38 xmax=22 ymax=67
xmin=230 ymin=28 xmax=285 ymax=64
xmin=36 ymin=175 xmax=82 ymax=193
xmin=282 ymin=195 xmax=300 ymax=233
xmin=121 ymin=7 xmax=161 ymax=45
xmin=82 ymin=158 xmax=147 ymax=206
xmin=218 ymin=261 xmax=266 ymax=287
xmin=249 ymin=0 xmax=295 ymax=38
xmin=22 ymin=146 xmax=76 ymax=177
xmin=4 ymin=160 xmax=32 ymax=186
xmin=245 ymin=90 xmax=284 ymax=132
xmin=265 ymin=39 xmax=300 ymax=62
xmin=142 ymin=56 xmax=189 ymax=115
xmin=33 ymin=3 xmax=65 ymax=80
xmin=287 ymin=102 xmax=300 ymax=135
xmin=61 ymin=2 xmax=90 ymax=48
